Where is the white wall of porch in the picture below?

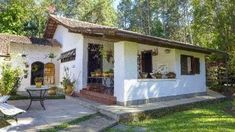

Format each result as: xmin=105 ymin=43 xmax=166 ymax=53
xmin=114 ymin=41 xmax=207 ymax=106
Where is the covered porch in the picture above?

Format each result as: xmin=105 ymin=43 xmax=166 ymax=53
xmin=79 ymin=39 xmax=185 ymax=106
xmin=78 ymin=38 xmax=116 ymax=105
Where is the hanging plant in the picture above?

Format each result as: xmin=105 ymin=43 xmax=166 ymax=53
xmin=106 ymin=49 xmax=113 ymax=63
xmin=32 ymin=65 xmax=39 ymax=72
xmin=152 ymin=48 xmax=158 ymax=56
xmin=48 ymin=53 xmax=56 ymax=59
xmin=23 ymin=69 xmax=28 ymax=78
xmin=99 ymin=48 xmax=113 ymax=63
xmin=23 ymin=61 xmax=29 ymax=68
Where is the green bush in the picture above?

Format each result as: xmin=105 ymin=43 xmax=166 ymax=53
xmin=0 ymin=63 xmax=22 ymax=95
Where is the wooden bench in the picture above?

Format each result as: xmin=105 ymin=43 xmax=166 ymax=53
xmin=0 ymin=96 xmax=25 ymax=122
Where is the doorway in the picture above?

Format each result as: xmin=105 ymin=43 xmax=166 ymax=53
xmin=31 ymin=61 xmax=44 ymax=85
xmin=87 ymin=43 xmax=103 ymax=83
xmin=141 ymin=51 xmax=153 ymax=76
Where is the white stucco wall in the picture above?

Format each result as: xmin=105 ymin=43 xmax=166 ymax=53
xmin=114 ymin=41 xmax=138 ymax=103
xmin=138 ymin=45 xmax=176 ymax=73
xmin=53 ymin=25 xmax=115 ymax=92
xmin=3 ymin=43 xmax=61 ymax=91
xmin=53 ymin=25 xmax=85 ymax=91
xmin=114 ymin=41 xmax=207 ymax=104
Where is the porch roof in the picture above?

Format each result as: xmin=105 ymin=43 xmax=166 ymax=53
xmin=44 ymin=14 xmax=224 ymax=54
xmin=0 ymin=33 xmax=61 ymax=47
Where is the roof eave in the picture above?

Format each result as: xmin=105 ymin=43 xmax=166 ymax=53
xmin=115 ymin=30 xmax=225 ymax=55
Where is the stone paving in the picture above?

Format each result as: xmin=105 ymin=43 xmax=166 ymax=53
xmin=60 ymin=115 xmax=117 ymax=132
xmin=0 ymin=99 xmax=96 ymax=132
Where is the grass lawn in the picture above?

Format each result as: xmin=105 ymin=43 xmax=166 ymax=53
xmin=110 ymin=99 xmax=235 ymax=132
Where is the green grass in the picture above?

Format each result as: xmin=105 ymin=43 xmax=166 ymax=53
xmin=39 ymin=113 xmax=98 ymax=132
xmin=110 ymin=99 xmax=235 ymax=132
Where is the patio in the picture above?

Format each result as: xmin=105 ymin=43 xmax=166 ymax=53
xmin=0 ymin=98 xmax=96 ymax=131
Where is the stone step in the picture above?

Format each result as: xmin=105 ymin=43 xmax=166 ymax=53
xmin=78 ymin=90 xmax=116 ymax=105
xmin=68 ymin=96 xmax=120 ymax=121
xmin=59 ymin=115 xmax=117 ymax=132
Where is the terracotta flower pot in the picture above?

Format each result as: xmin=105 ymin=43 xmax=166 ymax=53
xmin=108 ymin=73 xmax=114 ymax=77
xmin=96 ymin=73 xmax=102 ymax=77
xmin=35 ymin=82 xmax=42 ymax=88
xmin=48 ymin=89 xmax=56 ymax=95
xmin=103 ymin=73 xmax=109 ymax=77
xmin=65 ymin=85 xmax=73 ymax=95
xmin=48 ymin=87 xmax=57 ymax=95
xmin=91 ymin=72 xmax=96 ymax=77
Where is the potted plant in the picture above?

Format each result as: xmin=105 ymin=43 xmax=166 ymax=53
xmin=61 ymin=78 xmax=75 ymax=95
xmin=140 ymin=72 xmax=148 ymax=79
xmin=153 ymin=72 xmax=162 ymax=79
xmin=103 ymin=71 xmax=110 ymax=77
xmin=95 ymin=69 xmax=102 ymax=77
xmin=35 ymin=77 xmax=43 ymax=88
xmin=90 ymin=72 xmax=96 ymax=77
xmin=48 ymin=53 xmax=56 ymax=59
xmin=166 ymin=72 xmax=176 ymax=79
xmin=48 ymin=53 xmax=56 ymax=62
xmin=48 ymin=86 xmax=57 ymax=96
xmin=108 ymin=69 xmax=114 ymax=77
xmin=61 ymin=67 xmax=76 ymax=95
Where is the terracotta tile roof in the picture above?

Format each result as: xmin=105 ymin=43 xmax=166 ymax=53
xmin=50 ymin=14 xmax=116 ymax=30
xmin=0 ymin=34 xmax=61 ymax=47
xmin=44 ymin=14 xmax=117 ymax=38
xmin=44 ymin=14 xmax=225 ymax=54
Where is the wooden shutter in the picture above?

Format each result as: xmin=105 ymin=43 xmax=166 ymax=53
xmin=181 ymin=55 xmax=197 ymax=75
xmin=194 ymin=58 xmax=200 ymax=74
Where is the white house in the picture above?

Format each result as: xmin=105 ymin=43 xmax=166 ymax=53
xmin=0 ymin=14 xmax=221 ymax=106
xmin=0 ymin=34 xmax=61 ymax=92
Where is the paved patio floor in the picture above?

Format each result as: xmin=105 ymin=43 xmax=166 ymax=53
xmin=0 ymin=98 xmax=96 ymax=132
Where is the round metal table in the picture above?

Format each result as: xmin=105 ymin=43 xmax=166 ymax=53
xmin=25 ymin=86 xmax=49 ymax=110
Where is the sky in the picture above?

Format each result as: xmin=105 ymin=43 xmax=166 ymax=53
xmin=113 ymin=0 xmax=120 ymax=9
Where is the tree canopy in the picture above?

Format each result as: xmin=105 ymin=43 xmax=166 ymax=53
xmin=0 ymin=0 xmax=117 ymax=36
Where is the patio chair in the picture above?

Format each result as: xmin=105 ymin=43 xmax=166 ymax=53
xmin=0 ymin=96 xmax=25 ymax=122
xmin=0 ymin=95 xmax=10 ymax=103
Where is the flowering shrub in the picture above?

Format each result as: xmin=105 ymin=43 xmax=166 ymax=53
xmin=0 ymin=63 xmax=22 ymax=95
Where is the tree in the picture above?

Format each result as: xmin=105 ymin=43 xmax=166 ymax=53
xmin=0 ymin=0 xmax=32 ymax=35
xmin=0 ymin=0 xmax=117 ymax=36
xmin=47 ymin=0 xmax=117 ymax=26
xmin=79 ymin=0 xmax=117 ymax=26
xmin=117 ymin=0 xmax=133 ymax=30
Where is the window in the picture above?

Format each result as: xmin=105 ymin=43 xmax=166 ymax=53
xmin=181 ymin=55 xmax=200 ymax=75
